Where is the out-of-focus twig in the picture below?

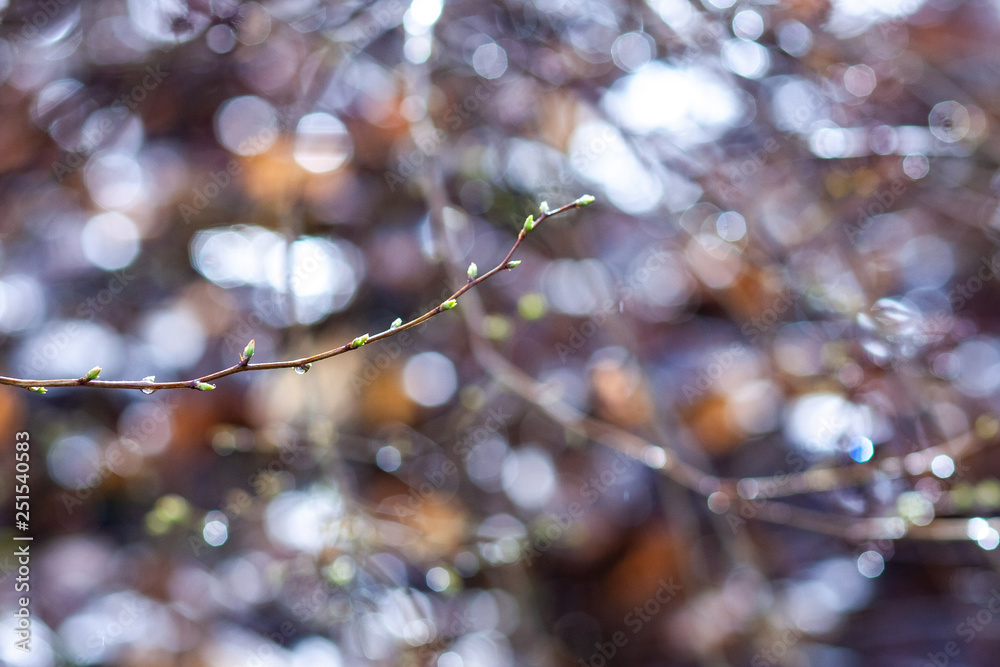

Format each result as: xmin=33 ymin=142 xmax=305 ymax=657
xmin=463 ymin=306 xmax=997 ymax=542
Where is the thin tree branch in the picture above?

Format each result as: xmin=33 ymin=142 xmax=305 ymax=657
xmin=1 ymin=195 xmax=596 ymax=394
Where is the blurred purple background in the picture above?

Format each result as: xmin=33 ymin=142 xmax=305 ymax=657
xmin=3 ymin=0 xmax=1000 ymax=665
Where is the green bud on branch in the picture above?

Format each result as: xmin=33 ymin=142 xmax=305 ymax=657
xmin=241 ymin=339 xmax=255 ymax=363
xmin=0 ymin=194 xmax=596 ymax=395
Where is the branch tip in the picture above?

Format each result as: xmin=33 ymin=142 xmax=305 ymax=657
xmin=241 ymin=339 xmax=255 ymax=364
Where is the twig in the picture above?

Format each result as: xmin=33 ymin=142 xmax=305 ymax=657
xmin=2 ymin=195 xmax=596 ymax=394
xmin=463 ymin=320 xmax=1000 ymax=542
